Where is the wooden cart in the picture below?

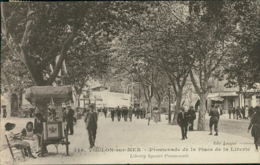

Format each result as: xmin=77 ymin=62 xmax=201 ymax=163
xmin=40 ymin=121 xmax=70 ymax=157
xmin=25 ymin=86 xmax=73 ymax=157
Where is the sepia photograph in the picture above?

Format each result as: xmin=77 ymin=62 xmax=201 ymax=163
xmin=1 ymin=1 xmax=260 ymax=164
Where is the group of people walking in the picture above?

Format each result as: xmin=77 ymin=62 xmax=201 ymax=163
xmin=228 ymin=105 xmax=255 ymax=120
xmin=101 ymin=107 xmax=147 ymax=122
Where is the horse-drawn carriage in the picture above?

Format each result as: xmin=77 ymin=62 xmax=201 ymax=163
xmin=25 ymin=86 xmax=73 ymax=157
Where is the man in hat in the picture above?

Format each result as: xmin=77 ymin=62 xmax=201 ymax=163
xmin=177 ymin=106 xmax=189 ymax=140
xmin=66 ymin=105 xmax=74 ymax=135
xmin=209 ymin=104 xmax=220 ymax=136
xmin=85 ymin=104 xmax=98 ymax=148
xmin=187 ymin=106 xmax=196 ymax=131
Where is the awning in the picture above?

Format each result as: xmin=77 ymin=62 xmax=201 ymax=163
xmin=207 ymin=93 xmax=224 ymax=101
xmin=220 ymin=92 xmax=238 ymax=97
xmin=25 ymin=86 xmax=73 ymax=104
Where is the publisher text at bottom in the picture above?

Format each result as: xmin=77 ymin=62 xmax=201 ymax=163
xmin=130 ymin=154 xmax=189 ymax=159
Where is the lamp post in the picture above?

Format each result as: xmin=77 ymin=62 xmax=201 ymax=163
xmin=167 ymin=83 xmax=171 ymax=124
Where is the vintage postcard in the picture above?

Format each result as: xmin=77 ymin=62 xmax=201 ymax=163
xmin=1 ymin=1 xmax=260 ymax=164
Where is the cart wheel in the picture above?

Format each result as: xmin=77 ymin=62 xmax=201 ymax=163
xmin=65 ymin=130 xmax=69 ymax=156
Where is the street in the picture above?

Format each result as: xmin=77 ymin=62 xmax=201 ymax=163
xmin=1 ymin=113 xmax=259 ymax=164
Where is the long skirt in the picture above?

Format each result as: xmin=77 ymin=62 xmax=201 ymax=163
xmin=11 ymin=140 xmax=30 ymax=150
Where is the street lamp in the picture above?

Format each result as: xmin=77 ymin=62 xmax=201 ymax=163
xmin=167 ymin=83 xmax=171 ymax=124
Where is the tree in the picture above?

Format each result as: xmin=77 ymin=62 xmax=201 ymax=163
xmin=187 ymin=1 xmax=259 ymax=130
xmin=223 ymin=1 xmax=260 ymax=106
xmin=1 ymin=39 xmax=33 ymax=117
xmin=1 ymin=2 xmax=143 ymax=118
xmin=65 ymin=33 xmax=110 ymax=106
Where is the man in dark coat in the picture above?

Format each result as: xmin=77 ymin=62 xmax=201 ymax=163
xmin=124 ymin=107 xmax=128 ymax=122
xmin=236 ymin=106 xmax=242 ymax=120
xmin=241 ymin=106 xmax=245 ymax=119
xmin=34 ymin=112 xmax=48 ymax=154
xmin=187 ymin=106 xmax=196 ymax=131
xmin=111 ymin=109 xmax=115 ymax=121
xmin=248 ymin=106 xmax=260 ymax=151
xmin=117 ymin=107 xmax=121 ymax=122
xmin=128 ymin=107 xmax=133 ymax=122
xmin=66 ymin=105 xmax=74 ymax=135
xmin=136 ymin=108 xmax=140 ymax=119
xmin=85 ymin=105 xmax=98 ymax=148
xmin=209 ymin=104 xmax=220 ymax=136
xmin=177 ymin=107 xmax=189 ymax=140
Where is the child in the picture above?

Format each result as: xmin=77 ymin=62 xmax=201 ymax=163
xmin=5 ymin=122 xmax=36 ymax=158
xmin=20 ymin=122 xmax=39 ymax=153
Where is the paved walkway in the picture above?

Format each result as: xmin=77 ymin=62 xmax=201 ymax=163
xmin=1 ymin=114 xmax=259 ymax=164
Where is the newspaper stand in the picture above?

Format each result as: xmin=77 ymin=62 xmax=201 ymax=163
xmin=25 ymin=86 xmax=73 ymax=157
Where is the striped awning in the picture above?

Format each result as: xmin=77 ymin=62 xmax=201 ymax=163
xmin=220 ymin=92 xmax=238 ymax=97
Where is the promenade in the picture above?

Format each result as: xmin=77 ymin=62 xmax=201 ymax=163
xmin=1 ymin=114 xmax=259 ymax=164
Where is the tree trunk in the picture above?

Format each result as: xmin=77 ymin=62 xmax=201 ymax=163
xmin=197 ymin=94 xmax=207 ymax=131
xmin=157 ymin=99 xmax=162 ymax=122
xmin=172 ymin=94 xmax=182 ymax=125
xmin=19 ymin=90 xmax=23 ymax=108
xmin=7 ymin=89 xmax=12 ymax=118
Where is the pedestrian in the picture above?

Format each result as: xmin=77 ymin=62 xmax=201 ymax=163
xmin=153 ymin=107 xmax=159 ymax=123
xmin=128 ymin=107 xmax=133 ymax=122
xmin=236 ymin=106 xmax=242 ymax=120
xmin=136 ymin=108 xmax=140 ymax=119
xmin=84 ymin=104 xmax=98 ymax=148
xmin=133 ymin=108 xmax=136 ymax=117
xmin=187 ymin=106 xmax=196 ymax=131
xmin=2 ymin=105 xmax=7 ymax=118
xmin=62 ymin=108 xmax=67 ymax=122
xmin=228 ymin=106 xmax=232 ymax=119
xmin=111 ymin=108 xmax=115 ymax=121
xmin=177 ymin=106 xmax=189 ymax=140
xmin=124 ymin=107 xmax=128 ymax=122
xmin=5 ymin=122 xmax=36 ymax=158
xmin=140 ymin=109 xmax=143 ymax=119
xmin=66 ymin=105 xmax=74 ymax=135
xmin=242 ymin=106 xmax=245 ymax=119
xmin=232 ymin=107 xmax=236 ymax=119
xmin=247 ymin=106 xmax=260 ymax=152
xmin=147 ymin=111 xmax=151 ymax=125
xmin=245 ymin=105 xmax=249 ymax=119
xmin=34 ymin=112 xmax=48 ymax=155
xmin=209 ymin=104 xmax=220 ymax=136
xmin=73 ymin=107 xmax=77 ymax=124
xmin=117 ymin=107 xmax=121 ymax=122
xmin=104 ymin=108 xmax=107 ymax=118
xmin=249 ymin=106 xmax=254 ymax=119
